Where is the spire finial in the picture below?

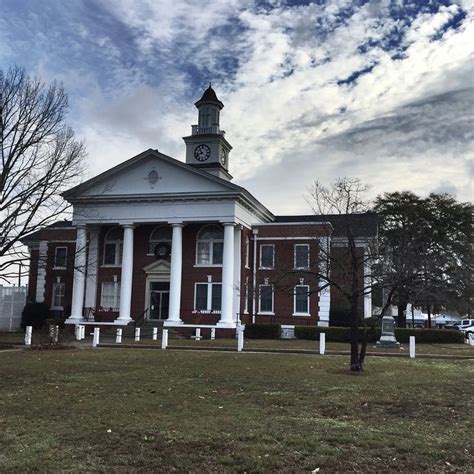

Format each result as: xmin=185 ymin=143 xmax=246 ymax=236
xmin=209 ymin=82 xmax=212 ymax=88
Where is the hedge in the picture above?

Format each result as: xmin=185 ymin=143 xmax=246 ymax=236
xmin=394 ymin=328 xmax=463 ymax=344
xmin=295 ymin=326 xmax=352 ymax=342
xmin=294 ymin=325 xmax=464 ymax=344
xmin=244 ymin=323 xmax=280 ymax=339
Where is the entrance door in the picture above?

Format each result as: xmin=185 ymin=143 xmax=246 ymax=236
xmin=149 ymin=282 xmax=170 ymax=320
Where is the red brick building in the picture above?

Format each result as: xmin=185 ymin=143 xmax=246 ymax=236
xmin=22 ymin=86 xmax=377 ymax=332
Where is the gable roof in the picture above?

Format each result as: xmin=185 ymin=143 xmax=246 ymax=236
xmin=62 ymin=148 xmax=274 ymax=220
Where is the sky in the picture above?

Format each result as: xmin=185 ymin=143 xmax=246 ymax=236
xmin=1 ymin=0 xmax=473 ymax=214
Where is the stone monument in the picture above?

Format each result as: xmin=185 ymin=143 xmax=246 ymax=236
xmin=376 ymin=315 xmax=400 ymax=348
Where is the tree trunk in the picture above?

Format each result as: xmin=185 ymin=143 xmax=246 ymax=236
xmin=427 ymin=304 xmax=432 ymax=329
xmin=350 ymin=294 xmax=363 ymax=371
xmin=411 ymin=304 xmax=415 ymax=328
xmin=397 ymin=298 xmax=408 ymax=328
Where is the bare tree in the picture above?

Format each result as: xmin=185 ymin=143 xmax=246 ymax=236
xmin=306 ymin=178 xmax=376 ymax=371
xmin=0 ymin=66 xmax=85 ymax=283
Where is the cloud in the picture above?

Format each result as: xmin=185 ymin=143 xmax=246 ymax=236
xmin=0 ymin=0 xmax=472 ymax=212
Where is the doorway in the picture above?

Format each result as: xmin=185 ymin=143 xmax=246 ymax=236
xmin=149 ymin=282 xmax=170 ymax=320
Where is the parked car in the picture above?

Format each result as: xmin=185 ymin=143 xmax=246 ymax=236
xmin=455 ymin=319 xmax=474 ymax=331
xmin=445 ymin=321 xmax=462 ymax=330
xmin=459 ymin=324 xmax=474 ymax=337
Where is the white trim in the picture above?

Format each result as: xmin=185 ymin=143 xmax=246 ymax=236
xmin=194 ymin=281 xmax=222 ymax=312
xmin=143 ymin=259 xmax=171 ymax=317
xmin=259 ymin=244 xmax=275 ymax=269
xmin=193 ymin=264 xmax=223 ymax=268
xmin=294 ymin=244 xmax=310 ymax=270
xmin=51 ymin=281 xmax=65 ymax=308
xmin=53 ymin=246 xmax=68 ymax=270
xmin=103 ymin=227 xmax=123 ymax=266
xmin=35 ymin=241 xmax=48 ymax=303
xmin=149 ymin=224 xmax=172 ymax=254
xmin=294 ymin=284 xmax=310 ymax=316
xmin=100 ymin=281 xmax=121 ymax=309
xmin=258 ymin=283 xmax=274 ymax=314
xmin=195 ymin=224 xmax=224 ymax=266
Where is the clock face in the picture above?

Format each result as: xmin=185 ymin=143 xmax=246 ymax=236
xmin=220 ymin=149 xmax=227 ymax=166
xmin=194 ymin=144 xmax=211 ymax=162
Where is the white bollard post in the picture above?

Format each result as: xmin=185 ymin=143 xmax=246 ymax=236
xmin=195 ymin=328 xmax=201 ymax=341
xmin=92 ymin=327 xmax=100 ymax=347
xmin=116 ymin=328 xmax=122 ymax=344
xmin=75 ymin=325 xmax=81 ymax=340
xmin=237 ymin=327 xmax=244 ymax=352
xmin=319 ymin=332 xmax=326 ymax=355
xmin=409 ymin=336 xmax=416 ymax=358
xmin=161 ymin=329 xmax=168 ymax=350
xmin=25 ymin=326 xmax=32 ymax=346
xmin=210 ymin=328 xmax=216 ymax=340
xmin=152 ymin=327 xmax=158 ymax=341
xmin=135 ymin=327 xmax=140 ymax=342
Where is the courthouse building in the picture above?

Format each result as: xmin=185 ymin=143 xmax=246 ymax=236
xmin=22 ymin=86 xmax=377 ymax=331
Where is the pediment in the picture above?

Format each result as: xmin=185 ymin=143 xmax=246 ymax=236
xmin=143 ymin=259 xmax=171 ymax=275
xmin=64 ymin=149 xmax=240 ymax=200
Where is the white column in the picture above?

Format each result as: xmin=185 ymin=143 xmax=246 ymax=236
xmin=84 ymin=227 xmax=99 ymax=309
xmin=166 ymin=224 xmax=184 ymax=325
xmin=218 ymin=223 xmax=235 ymax=327
xmin=233 ymin=226 xmax=242 ymax=322
xmin=317 ymin=236 xmax=330 ymax=327
xmin=68 ymin=225 xmax=87 ymax=322
xmin=118 ymin=225 xmax=134 ymax=322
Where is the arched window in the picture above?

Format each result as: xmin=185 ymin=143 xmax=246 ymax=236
xmin=149 ymin=225 xmax=172 ymax=255
xmin=196 ymin=224 xmax=224 ymax=265
xmin=103 ymin=227 xmax=123 ymax=266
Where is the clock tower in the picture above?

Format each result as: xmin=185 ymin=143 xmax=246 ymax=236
xmin=184 ymin=84 xmax=233 ymax=180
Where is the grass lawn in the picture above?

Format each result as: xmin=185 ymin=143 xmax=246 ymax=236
xmin=0 ymin=348 xmax=473 ymax=472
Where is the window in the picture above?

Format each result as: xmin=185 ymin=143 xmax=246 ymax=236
xmin=52 ymin=282 xmax=65 ymax=308
xmin=294 ymin=285 xmax=310 ymax=315
xmin=103 ymin=227 xmax=123 ymax=266
xmin=149 ymin=225 xmax=172 ymax=255
xmin=54 ymin=246 xmax=68 ymax=268
xmin=199 ymin=107 xmax=211 ymax=127
xmin=244 ymin=277 xmax=249 ymax=314
xmin=194 ymin=283 xmax=222 ymax=312
xmin=260 ymin=244 xmax=274 ymax=269
xmin=101 ymin=281 xmax=121 ymax=309
xmin=294 ymin=244 xmax=310 ymax=269
xmin=245 ymin=237 xmax=250 ymax=268
xmin=196 ymin=225 xmax=224 ymax=265
xmin=259 ymin=284 xmax=274 ymax=314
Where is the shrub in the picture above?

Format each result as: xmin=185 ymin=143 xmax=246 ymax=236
xmin=21 ymin=302 xmax=50 ymax=330
xmin=244 ymin=323 xmax=280 ymax=339
xmin=295 ymin=325 xmax=464 ymax=344
xmin=295 ymin=326 xmax=352 ymax=342
xmin=394 ymin=328 xmax=463 ymax=344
